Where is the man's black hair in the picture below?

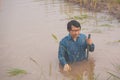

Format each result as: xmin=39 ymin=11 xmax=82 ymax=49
xmin=67 ymin=20 xmax=81 ymax=31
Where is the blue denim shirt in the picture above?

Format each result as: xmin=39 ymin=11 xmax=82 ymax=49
xmin=58 ymin=33 xmax=95 ymax=66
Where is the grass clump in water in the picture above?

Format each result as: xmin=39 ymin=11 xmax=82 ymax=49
xmin=117 ymin=0 xmax=120 ymax=3
xmin=117 ymin=40 xmax=120 ymax=42
xmin=51 ymin=33 xmax=59 ymax=43
xmin=73 ymin=14 xmax=89 ymax=20
xmin=100 ymin=24 xmax=112 ymax=27
xmin=8 ymin=68 xmax=27 ymax=76
xmin=49 ymin=63 xmax=52 ymax=76
xmin=107 ymin=72 xmax=120 ymax=80
xmin=67 ymin=14 xmax=91 ymax=20
xmin=114 ymin=40 xmax=120 ymax=43
xmin=107 ymin=63 xmax=120 ymax=80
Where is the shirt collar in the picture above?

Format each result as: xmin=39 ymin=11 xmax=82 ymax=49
xmin=68 ymin=34 xmax=80 ymax=41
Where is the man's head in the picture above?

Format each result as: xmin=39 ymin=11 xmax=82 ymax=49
xmin=67 ymin=20 xmax=81 ymax=39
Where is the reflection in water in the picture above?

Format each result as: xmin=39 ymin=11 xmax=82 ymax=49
xmin=63 ymin=1 xmax=73 ymax=14
xmin=59 ymin=56 xmax=95 ymax=80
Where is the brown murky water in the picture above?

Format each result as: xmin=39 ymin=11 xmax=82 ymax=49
xmin=0 ymin=0 xmax=120 ymax=80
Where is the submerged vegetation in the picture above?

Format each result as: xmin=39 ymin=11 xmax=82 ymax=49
xmin=51 ymin=33 xmax=59 ymax=43
xmin=107 ymin=64 xmax=120 ymax=80
xmin=72 ymin=14 xmax=89 ymax=20
xmin=66 ymin=0 xmax=120 ymax=20
xmin=117 ymin=40 xmax=120 ymax=42
xmin=100 ymin=24 xmax=112 ymax=27
xmin=8 ymin=68 xmax=27 ymax=76
xmin=6 ymin=63 xmax=120 ymax=80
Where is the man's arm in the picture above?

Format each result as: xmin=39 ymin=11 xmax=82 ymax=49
xmin=58 ymin=41 xmax=71 ymax=71
xmin=58 ymin=41 xmax=67 ymax=66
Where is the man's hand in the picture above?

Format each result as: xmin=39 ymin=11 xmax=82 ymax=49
xmin=63 ymin=64 xmax=71 ymax=72
xmin=86 ymin=38 xmax=93 ymax=45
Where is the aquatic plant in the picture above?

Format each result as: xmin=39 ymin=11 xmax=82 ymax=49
xmin=8 ymin=68 xmax=27 ymax=76
xmin=100 ymin=24 xmax=112 ymax=27
xmin=107 ymin=63 xmax=120 ymax=80
xmin=117 ymin=0 xmax=120 ymax=3
xmin=52 ymin=33 xmax=59 ymax=43
xmin=29 ymin=57 xmax=47 ymax=80
xmin=73 ymin=14 xmax=89 ymax=20
xmin=107 ymin=72 xmax=120 ymax=80
xmin=30 ymin=57 xmax=39 ymax=65
xmin=49 ymin=63 xmax=52 ymax=76
xmin=117 ymin=40 xmax=120 ymax=42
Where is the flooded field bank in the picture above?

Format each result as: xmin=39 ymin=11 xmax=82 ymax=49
xmin=0 ymin=0 xmax=120 ymax=80
xmin=65 ymin=0 xmax=120 ymax=20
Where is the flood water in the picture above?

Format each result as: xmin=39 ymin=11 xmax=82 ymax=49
xmin=0 ymin=0 xmax=120 ymax=80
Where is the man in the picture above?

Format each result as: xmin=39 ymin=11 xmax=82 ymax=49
xmin=58 ymin=20 xmax=95 ymax=72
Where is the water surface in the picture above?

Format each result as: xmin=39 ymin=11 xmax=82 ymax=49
xmin=0 ymin=0 xmax=120 ymax=80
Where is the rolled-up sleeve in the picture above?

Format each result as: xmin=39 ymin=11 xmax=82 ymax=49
xmin=58 ymin=41 xmax=67 ymax=66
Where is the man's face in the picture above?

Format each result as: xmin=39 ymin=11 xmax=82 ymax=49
xmin=69 ymin=25 xmax=80 ymax=39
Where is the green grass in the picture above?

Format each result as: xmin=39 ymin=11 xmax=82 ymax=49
xmin=110 ymin=0 xmax=120 ymax=3
xmin=117 ymin=40 xmax=120 ymax=42
xmin=100 ymin=24 xmax=112 ymax=27
xmin=67 ymin=14 xmax=91 ymax=20
xmin=80 ymin=21 xmax=87 ymax=24
xmin=8 ymin=68 xmax=27 ymax=76
xmin=73 ymin=14 xmax=89 ymax=20
xmin=117 ymin=0 xmax=120 ymax=3
xmin=51 ymin=33 xmax=59 ymax=43
xmin=114 ymin=40 xmax=120 ymax=43
xmin=107 ymin=40 xmax=120 ymax=45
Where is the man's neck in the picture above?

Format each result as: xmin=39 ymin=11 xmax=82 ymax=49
xmin=73 ymin=37 xmax=77 ymax=41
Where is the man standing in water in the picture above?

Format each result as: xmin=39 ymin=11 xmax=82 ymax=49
xmin=58 ymin=20 xmax=95 ymax=72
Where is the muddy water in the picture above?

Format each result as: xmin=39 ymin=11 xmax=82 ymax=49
xmin=0 ymin=0 xmax=120 ymax=80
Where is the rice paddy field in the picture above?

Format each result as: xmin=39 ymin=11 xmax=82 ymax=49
xmin=0 ymin=0 xmax=120 ymax=80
